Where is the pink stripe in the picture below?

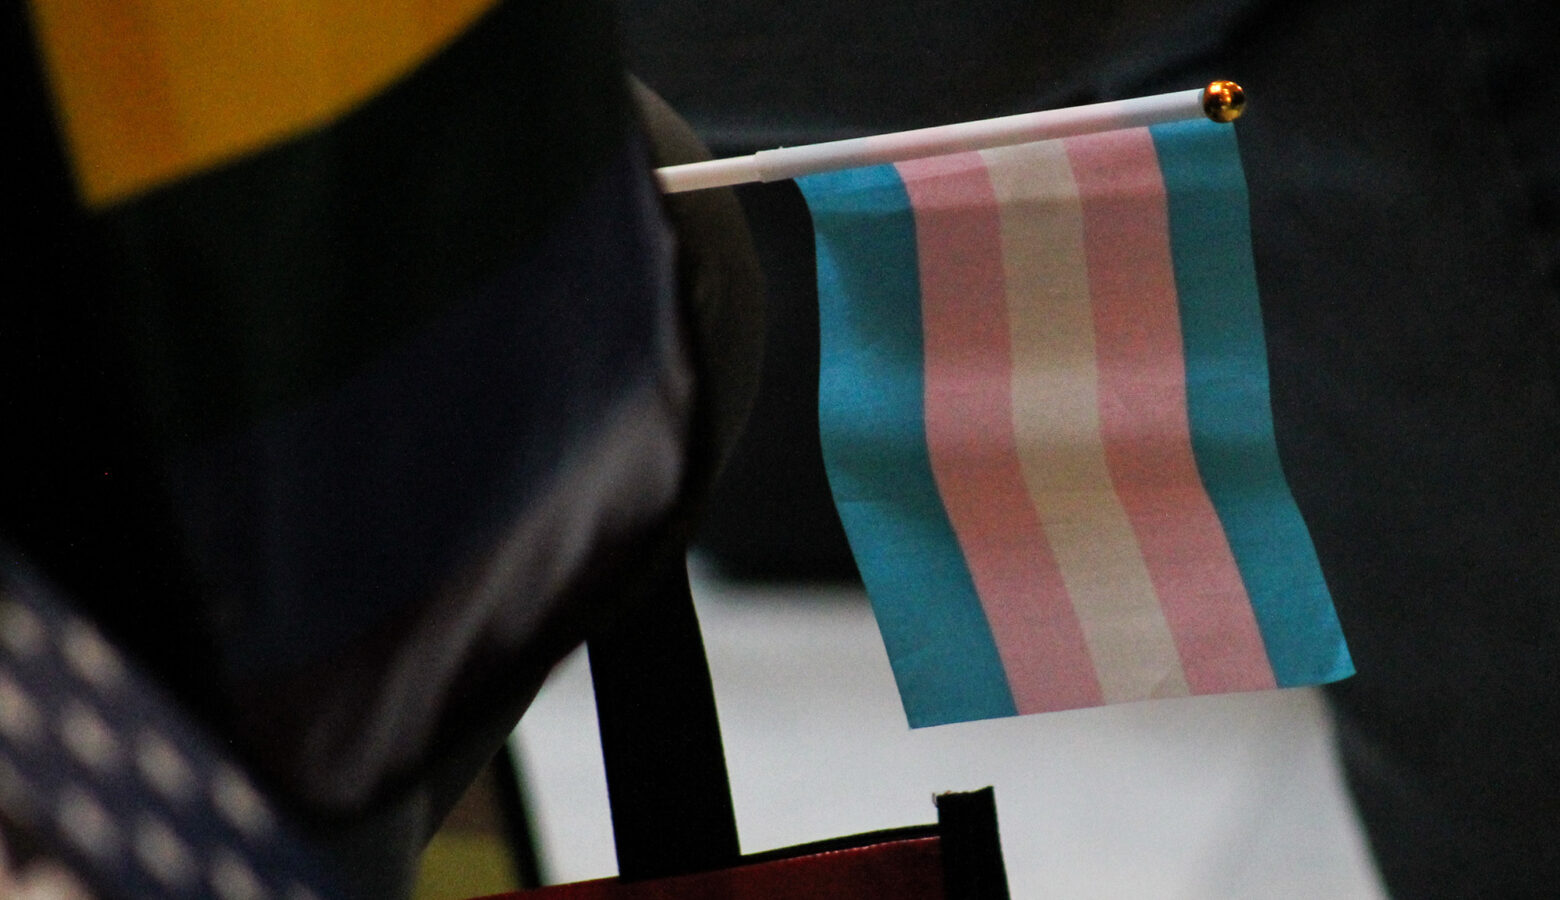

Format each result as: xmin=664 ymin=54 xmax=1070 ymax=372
xmin=897 ymin=152 xmax=1104 ymax=713
xmin=1064 ymin=130 xmax=1276 ymax=694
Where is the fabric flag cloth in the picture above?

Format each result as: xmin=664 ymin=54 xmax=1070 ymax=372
xmin=797 ymin=118 xmax=1353 ymax=728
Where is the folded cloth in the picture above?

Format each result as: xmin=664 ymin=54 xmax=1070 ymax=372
xmin=5 ymin=2 xmax=761 ymax=896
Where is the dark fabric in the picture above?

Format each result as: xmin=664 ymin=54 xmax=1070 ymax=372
xmin=581 ymin=86 xmax=764 ymax=881
xmin=632 ymin=79 xmax=766 ymax=500
xmin=620 ymin=0 xmax=1560 ymax=894
xmin=621 ymin=0 xmax=1201 ymax=148
xmin=5 ymin=0 xmax=218 ymax=709
xmin=1 ymin=552 xmax=341 ymax=899
xmin=98 ymin=1 xmax=637 ymax=444
xmin=181 ymin=145 xmax=689 ymax=814
xmin=3 ymin=1 xmax=755 ymax=896
xmin=8 ymin=0 xmax=650 ymax=709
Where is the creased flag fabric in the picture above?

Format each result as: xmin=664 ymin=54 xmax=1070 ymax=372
xmin=798 ymin=118 xmax=1353 ymax=728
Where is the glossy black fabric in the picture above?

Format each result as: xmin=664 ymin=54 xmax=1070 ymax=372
xmin=4 ymin=2 xmax=748 ymax=896
xmin=621 ymin=1 xmax=1560 ymax=894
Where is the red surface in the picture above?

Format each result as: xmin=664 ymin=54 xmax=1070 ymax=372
xmin=477 ymin=836 xmax=944 ymax=899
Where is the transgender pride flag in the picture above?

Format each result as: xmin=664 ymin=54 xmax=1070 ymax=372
xmin=798 ymin=118 xmax=1353 ymax=727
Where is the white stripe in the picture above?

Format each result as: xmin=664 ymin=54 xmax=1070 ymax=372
xmin=983 ymin=140 xmax=1189 ymax=703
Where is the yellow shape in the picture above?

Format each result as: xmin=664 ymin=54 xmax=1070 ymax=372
xmin=27 ymin=0 xmax=500 ymax=207
xmin=413 ymin=832 xmax=520 ymax=900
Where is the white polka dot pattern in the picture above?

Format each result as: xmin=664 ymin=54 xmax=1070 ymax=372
xmin=60 ymin=623 xmax=124 ymax=693
xmin=57 ymin=788 xmax=119 ymax=860
xmin=212 ymin=766 xmax=275 ymax=840
xmin=135 ymin=729 xmax=197 ymax=803
xmin=0 ymin=599 xmax=45 ymax=657
xmin=60 ymin=704 xmax=121 ymax=773
xmin=0 ymin=674 xmax=42 ymax=744
xmin=133 ymin=815 xmax=198 ymax=888
xmin=0 ymin=558 xmax=342 ymax=899
xmin=211 ymin=850 xmax=267 ymax=900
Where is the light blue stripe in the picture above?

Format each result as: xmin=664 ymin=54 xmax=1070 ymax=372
xmin=798 ymin=165 xmax=1017 ymax=725
xmin=1151 ymin=120 xmax=1353 ymax=686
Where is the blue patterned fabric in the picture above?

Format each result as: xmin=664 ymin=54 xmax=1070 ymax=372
xmin=1 ymin=551 xmax=339 ymax=899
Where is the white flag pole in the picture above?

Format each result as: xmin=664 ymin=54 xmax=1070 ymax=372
xmin=656 ymin=81 xmax=1245 ymax=194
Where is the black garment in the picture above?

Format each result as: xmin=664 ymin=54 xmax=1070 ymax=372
xmin=5 ymin=2 xmax=761 ymax=896
xmin=621 ymin=0 xmax=1560 ymax=894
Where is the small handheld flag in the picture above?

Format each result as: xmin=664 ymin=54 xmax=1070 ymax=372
xmin=664 ymin=84 xmax=1353 ymax=728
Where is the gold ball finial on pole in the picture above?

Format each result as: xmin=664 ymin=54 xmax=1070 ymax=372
xmin=1202 ymin=81 xmax=1246 ymax=123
